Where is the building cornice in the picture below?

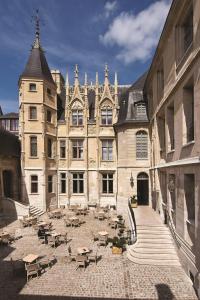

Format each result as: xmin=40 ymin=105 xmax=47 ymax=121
xmin=150 ymin=156 xmax=200 ymax=170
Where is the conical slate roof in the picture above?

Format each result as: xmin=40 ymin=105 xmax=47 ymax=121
xmin=20 ymin=30 xmax=55 ymax=85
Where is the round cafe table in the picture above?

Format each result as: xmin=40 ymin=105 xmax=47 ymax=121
xmin=77 ymin=247 xmax=90 ymax=255
xmin=98 ymin=231 xmax=109 ymax=236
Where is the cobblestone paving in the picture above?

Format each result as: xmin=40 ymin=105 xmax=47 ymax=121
xmin=0 ymin=210 xmax=197 ymax=300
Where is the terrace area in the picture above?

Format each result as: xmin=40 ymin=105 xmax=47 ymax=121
xmin=0 ymin=206 xmax=197 ymax=300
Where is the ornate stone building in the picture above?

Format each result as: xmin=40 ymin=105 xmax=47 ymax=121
xmin=18 ymin=26 xmax=149 ymax=213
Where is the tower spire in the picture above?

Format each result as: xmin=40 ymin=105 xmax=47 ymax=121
xmin=104 ymin=63 xmax=109 ymax=85
xmin=32 ymin=9 xmax=41 ymax=49
xmin=74 ymin=64 xmax=79 ymax=86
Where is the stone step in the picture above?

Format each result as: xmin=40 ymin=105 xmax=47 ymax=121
xmin=134 ymin=242 xmax=176 ymax=249
xmin=128 ymin=249 xmax=178 ymax=260
xmin=127 ymin=253 xmax=181 ymax=266
xmin=29 ymin=205 xmax=44 ymax=217
xmin=137 ymin=227 xmax=170 ymax=233
xmin=137 ymin=225 xmax=169 ymax=231
xmin=136 ymin=238 xmax=174 ymax=244
xmin=132 ymin=247 xmax=177 ymax=254
xmin=137 ymin=234 xmax=172 ymax=240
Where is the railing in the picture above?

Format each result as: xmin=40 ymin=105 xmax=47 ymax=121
xmin=165 ymin=208 xmax=180 ymax=248
xmin=127 ymin=198 xmax=137 ymax=244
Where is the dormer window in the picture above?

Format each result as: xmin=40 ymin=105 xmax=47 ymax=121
xmin=101 ymin=108 xmax=112 ymax=125
xmin=72 ymin=109 xmax=83 ymax=126
xmin=29 ymin=83 xmax=36 ymax=92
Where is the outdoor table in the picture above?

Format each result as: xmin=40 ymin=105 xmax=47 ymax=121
xmin=112 ymin=217 xmax=119 ymax=222
xmin=0 ymin=232 xmax=10 ymax=239
xmin=77 ymin=247 xmax=90 ymax=255
xmin=69 ymin=216 xmax=79 ymax=221
xmin=37 ymin=221 xmax=48 ymax=227
xmin=98 ymin=231 xmax=109 ymax=236
xmin=50 ymin=232 xmax=61 ymax=237
xmin=23 ymin=254 xmax=39 ymax=264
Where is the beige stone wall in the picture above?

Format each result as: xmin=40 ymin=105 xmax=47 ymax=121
xmin=145 ymin=0 xmax=200 ymax=294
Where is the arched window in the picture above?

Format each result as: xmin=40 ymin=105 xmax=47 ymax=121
xmin=136 ymin=131 xmax=148 ymax=159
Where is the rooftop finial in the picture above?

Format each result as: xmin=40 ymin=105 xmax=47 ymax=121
xmin=84 ymin=72 xmax=88 ymax=86
xmin=105 ymin=63 xmax=109 ymax=78
xmin=32 ymin=9 xmax=41 ymax=48
xmin=75 ymin=64 xmax=79 ymax=78
xmin=96 ymin=72 xmax=99 ymax=85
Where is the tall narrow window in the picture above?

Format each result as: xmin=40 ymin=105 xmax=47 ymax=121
xmin=31 ymin=175 xmax=38 ymax=193
xmin=29 ymin=83 xmax=36 ymax=91
xmin=60 ymin=140 xmax=66 ymax=158
xmin=60 ymin=173 xmax=66 ymax=194
xmin=47 ymin=110 xmax=52 ymax=123
xmin=167 ymin=103 xmax=175 ymax=151
xmin=136 ymin=103 xmax=147 ymax=120
xmin=72 ymin=173 xmax=84 ymax=193
xmin=30 ymin=136 xmax=37 ymax=157
xmin=47 ymin=139 xmax=52 ymax=158
xmin=72 ymin=109 xmax=83 ymax=126
xmin=183 ymin=79 xmax=194 ymax=143
xmin=136 ymin=131 xmax=148 ymax=159
xmin=102 ymin=140 xmax=113 ymax=161
xmin=183 ymin=9 xmax=193 ymax=53
xmin=101 ymin=108 xmax=112 ymax=125
xmin=1 ymin=119 xmax=10 ymax=130
xmin=29 ymin=106 xmax=37 ymax=120
xmin=157 ymin=61 xmax=164 ymax=101
xmin=48 ymin=175 xmax=53 ymax=193
xmin=184 ymin=174 xmax=195 ymax=222
xmin=72 ymin=140 xmax=83 ymax=159
xmin=102 ymin=173 xmax=113 ymax=194
xmin=10 ymin=119 xmax=18 ymax=131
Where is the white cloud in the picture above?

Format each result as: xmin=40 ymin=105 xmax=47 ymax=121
xmin=100 ymin=0 xmax=171 ymax=64
xmin=93 ymin=1 xmax=118 ymax=22
xmin=104 ymin=1 xmax=118 ymax=18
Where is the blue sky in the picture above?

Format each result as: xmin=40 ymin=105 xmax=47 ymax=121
xmin=0 ymin=0 xmax=171 ymax=113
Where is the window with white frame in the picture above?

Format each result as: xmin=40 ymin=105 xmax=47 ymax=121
xmin=72 ymin=173 xmax=84 ymax=193
xmin=102 ymin=173 xmax=113 ymax=194
xmin=48 ymin=175 xmax=53 ymax=193
xmin=30 ymin=136 xmax=37 ymax=157
xmin=60 ymin=140 xmax=66 ymax=158
xmin=101 ymin=108 xmax=112 ymax=125
xmin=31 ymin=175 xmax=38 ymax=193
xmin=102 ymin=140 xmax=113 ymax=161
xmin=72 ymin=109 xmax=83 ymax=126
xmin=60 ymin=173 xmax=66 ymax=194
xmin=29 ymin=106 xmax=37 ymax=120
xmin=72 ymin=140 xmax=83 ymax=159
xmin=136 ymin=131 xmax=148 ymax=159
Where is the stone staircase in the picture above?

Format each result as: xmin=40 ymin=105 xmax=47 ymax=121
xmin=127 ymin=224 xmax=181 ymax=266
xmin=29 ymin=205 xmax=44 ymax=218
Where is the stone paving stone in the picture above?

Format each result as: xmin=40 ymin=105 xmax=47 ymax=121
xmin=0 ymin=210 xmax=197 ymax=300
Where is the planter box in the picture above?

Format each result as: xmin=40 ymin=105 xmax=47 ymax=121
xmin=131 ymin=203 xmax=138 ymax=208
xmin=112 ymin=246 xmax=123 ymax=254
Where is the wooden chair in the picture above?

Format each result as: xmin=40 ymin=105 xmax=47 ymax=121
xmin=87 ymin=250 xmax=98 ymax=265
xmin=90 ymin=231 xmax=99 ymax=242
xmin=64 ymin=218 xmax=72 ymax=227
xmin=72 ymin=219 xmax=80 ymax=227
xmin=98 ymin=213 xmax=105 ymax=221
xmin=39 ymin=257 xmax=51 ymax=271
xmin=19 ymin=219 xmax=29 ymax=228
xmin=76 ymin=255 xmax=87 ymax=270
xmin=110 ymin=221 xmax=117 ymax=229
xmin=26 ymin=263 xmax=41 ymax=282
xmin=58 ymin=233 xmax=68 ymax=244
xmin=48 ymin=236 xmax=57 ymax=248
xmin=98 ymin=235 xmax=107 ymax=247
xmin=67 ymin=246 xmax=76 ymax=262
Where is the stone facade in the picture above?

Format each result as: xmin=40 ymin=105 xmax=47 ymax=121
xmin=144 ymin=0 xmax=200 ymax=295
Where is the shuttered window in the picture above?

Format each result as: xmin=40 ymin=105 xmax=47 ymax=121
xmin=136 ymin=104 xmax=146 ymax=120
xmin=136 ymin=131 xmax=148 ymax=159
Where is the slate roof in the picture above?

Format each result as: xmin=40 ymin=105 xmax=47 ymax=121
xmin=0 ymin=112 xmax=19 ymax=119
xmin=20 ymin=46 xmax=55 ymax=85
xmin=0 ymin=129 xmax=20 ymax=157
xmin=115 ymin=72 xmax=149 ymax=127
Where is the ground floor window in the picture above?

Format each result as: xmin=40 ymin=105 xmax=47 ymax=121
xmin=48 ymin=175 xmax=53 ymax=193
xmin=102 ymin=173 xmax=113 ymax=194
xmin=60 ymin=173 xmax=66 ymax=193
xmin=184 ymin=174 xmax=195 ymax=222
xmin=72 ymin=173 xmax=84 ymax=193
xmin=31 ymin=175 xmax=38 ymax=193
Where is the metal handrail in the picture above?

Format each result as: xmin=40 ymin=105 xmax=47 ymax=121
xmin=128 ymin=198 xmax=137 ymax=244
xmin=165 ymin=208 xmax=180 ymax=247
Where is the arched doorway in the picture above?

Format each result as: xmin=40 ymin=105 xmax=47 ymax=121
xmin=137 ymin=172 xmax=149 ymax=205
xmin=3 ymin=170 xmax=13 ymax=198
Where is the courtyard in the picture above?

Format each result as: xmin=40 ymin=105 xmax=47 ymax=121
xmin=0 ymin=208 xmax=197 ymax=300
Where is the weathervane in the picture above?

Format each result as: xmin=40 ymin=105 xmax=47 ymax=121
xmin=31 ymin=9 xmax=44 ymax=48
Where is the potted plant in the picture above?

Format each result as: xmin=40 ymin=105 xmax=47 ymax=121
xmin=111 ymin=236 xmax=126 ymax=254
xmin=130 ymin=195 xmax=138 ymax=208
